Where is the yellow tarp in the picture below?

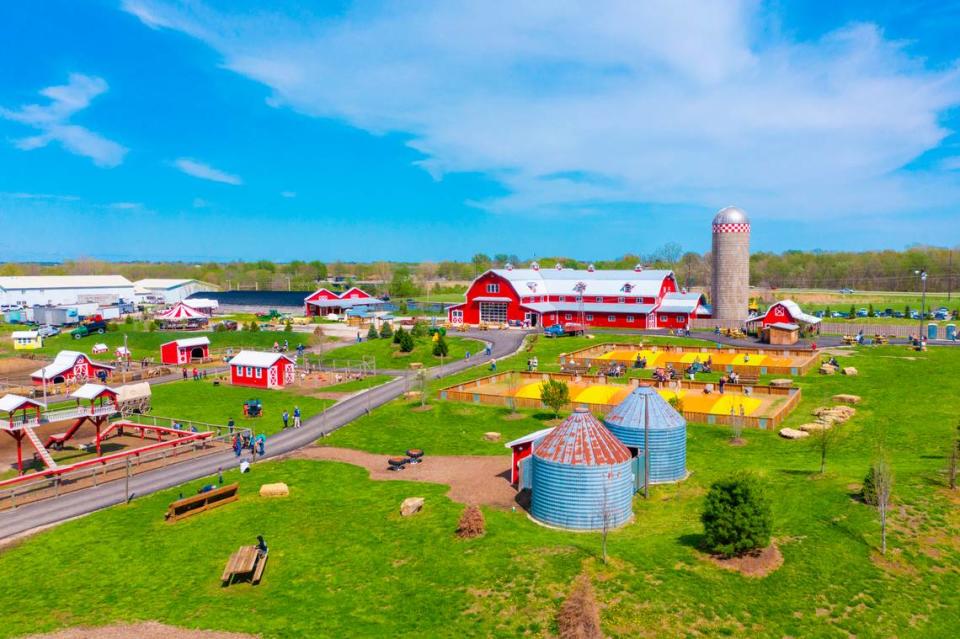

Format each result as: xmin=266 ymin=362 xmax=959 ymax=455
xmin=574 ymin=385 xmax=625 ymax=405
xmin=514 ymin=382 xmax=544 ymax=399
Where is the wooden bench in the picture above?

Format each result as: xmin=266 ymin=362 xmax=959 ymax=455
xmin=165 ymin=483 xmax=239 ymax=523
xmin=736 ymin=373 xmax=760 ymax=386
xmin=221 ymin=545 xmax=268 ymax=586
xmin=560 ymin=362 xmax=590 ymax=375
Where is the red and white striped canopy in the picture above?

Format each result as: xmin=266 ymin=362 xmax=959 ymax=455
xmin=156 ymin=302 xmax=207 ymax=320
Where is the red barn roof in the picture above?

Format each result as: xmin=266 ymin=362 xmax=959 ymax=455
xmin=533 ymin=408 xmax=631 ymax=466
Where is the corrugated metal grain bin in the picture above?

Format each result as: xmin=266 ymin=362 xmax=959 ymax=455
xmin=530 ymin=408 xmax=634 ymax=530
xmin=603 ymin=384 xmax=687 ymax=484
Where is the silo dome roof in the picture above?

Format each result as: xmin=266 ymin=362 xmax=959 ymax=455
xmin=534 ymin=408 xmax=631 ymax=466
xmin=603 ymin=385 xmax=686 ymax=431
xmin=713 ymin=206 xmax=749 ymax=225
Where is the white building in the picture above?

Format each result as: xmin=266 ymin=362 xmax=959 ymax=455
xmin=0 ymin=276 xmax=136 ymax=308
xmin=133 ymin=279 xmax=217 ymax=304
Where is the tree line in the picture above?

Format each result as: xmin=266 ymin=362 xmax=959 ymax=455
xmin=1 ymin=244 xmax=957 ymax=296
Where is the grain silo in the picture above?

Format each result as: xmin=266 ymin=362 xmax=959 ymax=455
xmin=530 ymin=408 xmax=634 ymax=530
xmin=710 ymin=206 xmax=751 ymax=320
xmin=603 ymin=385 xmax=687 ymax=484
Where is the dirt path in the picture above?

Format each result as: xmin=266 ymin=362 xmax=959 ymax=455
xmin=20 ymin=622 xmax=257 ymax=639
xmin=290 ymin=446 xmax=518 ymax=508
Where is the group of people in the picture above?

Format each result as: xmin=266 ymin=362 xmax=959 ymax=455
xmin=232 ymin=432 xmax=266 ymax=456
xmin=526 ymin=356 xmax=539 ymax=372
xmin=181 ymin=367 xmax=207 ymax=380
xmin=281 ymin=406 xmax=302 ymax=429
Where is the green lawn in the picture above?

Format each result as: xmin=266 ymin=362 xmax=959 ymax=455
xmin=13 ymin=327 xmax=311 ymax=360
xmin=0 ymin=342 xmax=958 ymax=637
xmin=321 ymin=374 xmax=395 ymax=393
xmin=316 ymin=335 xmax=483 ymax=369
xmin=149 ymin=380 xmax=332 ymax=434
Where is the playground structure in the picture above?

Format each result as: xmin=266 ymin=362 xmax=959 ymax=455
xmin=560 ymin=342 xmax=819 ymax=377
xmin=439 ymin=370 xmax=801 ymax=430
xmin=0 ymin=413 xmax=247 ymax=511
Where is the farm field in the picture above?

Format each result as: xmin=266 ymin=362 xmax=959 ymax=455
xmin=315 ymin=334 xmax=483 ymax=369
xmin=0 ymin=334 xmax=958 ymax=637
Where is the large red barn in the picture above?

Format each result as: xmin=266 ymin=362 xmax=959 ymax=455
xmin=31 ymin=350 xmax=114 ymax=385
xmin=447 ymin=263 xmax=707 ymax=330
xmin=229 ymin=351 xmax=296 ymax=389
xmin=160 ymin=336 xmax=211 ymax=365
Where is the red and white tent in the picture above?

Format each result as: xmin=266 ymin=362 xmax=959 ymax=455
xmin=156 ymin=302 xmax=207 ymax=321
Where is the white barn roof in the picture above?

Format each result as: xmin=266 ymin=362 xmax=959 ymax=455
xmin=70 ymin=384 xmax=117 ymax=400
xmin=229 ymin=351 xmax=295 ymax=368
xmin=32 ymin=350 xmax=114 ymax=379
xmin=134 ymin=278 xmax=197 ymax=290
xmin=490 ymin=267 xmax=675 ymax=298
xmin=165 ymin=336 xmax=210 ymax=348
xmin=0 ymin=275 xmax=133 ymax=290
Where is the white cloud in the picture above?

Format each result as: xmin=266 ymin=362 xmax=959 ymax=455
xmin=126 ymin=1 xmax=960 ymax=219
xmin=280 ymin=190 xmax=296 ymax=198
xmin=174 ymin=158 xmax=243 ymax=185
xmin=0 ymin=74 xmax=127 ymax=167
xmin=109 ymin=201 xmax=143 ymax=210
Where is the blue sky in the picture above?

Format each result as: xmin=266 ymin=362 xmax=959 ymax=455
xmin=1 ymin=0 xmax=959 ymax=262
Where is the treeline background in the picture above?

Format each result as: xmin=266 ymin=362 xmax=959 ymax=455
xmin=1 ymin=244 xmax=957 ymax=297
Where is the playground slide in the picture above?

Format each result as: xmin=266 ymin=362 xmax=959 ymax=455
xmin=45 ymin=419 xmax=84 ymax=449
xmin=23 ymin=427 xmax=58 ymax=469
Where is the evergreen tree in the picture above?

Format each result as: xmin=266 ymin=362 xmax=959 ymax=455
xmin=701 ymin=473 xmax=772 ymax=557
xmin=411 ymin=321 xmax=428 ymax=338
xmin=367 ymin=324 xmax=379 ymax=340
xmin=432 ymin=334 xmax=449 ymax=357
xmin=398 ymin=330 xmax=415 ymax=352
xmin=393 ymin=326 xmax=405 ymax=344
xmin=379 ymin=322 xmax=393 ymax=339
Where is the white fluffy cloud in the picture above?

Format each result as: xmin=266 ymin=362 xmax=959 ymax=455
xmin=174 ymin=158 xmax=243 ymax=185
xmin=124 ymin=0 xmax=960 ymax=219
xmin=0 ymin=74 xmax=128 ymax=167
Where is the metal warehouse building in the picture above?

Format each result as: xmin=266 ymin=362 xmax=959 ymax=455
xmin=603 ymin=385 xmax=688 ymax=484
xmin=530 ymin=408 xmax=635 ymax=530
xmin=0 ymin=276 xmax=135 ymax=307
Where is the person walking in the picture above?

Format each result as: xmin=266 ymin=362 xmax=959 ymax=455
xmin=182 ymin=368 xmax=188 ymax=380
xmin=227 ymin=417 xmax=235 ymax=435
xmin=281 ymin=409 xmax=289 ymax=430
xmin=293 ymin=406 xmax=301 ymax=428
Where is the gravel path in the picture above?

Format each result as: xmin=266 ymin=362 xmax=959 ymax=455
xmin=291 ymin=446 xmax=517 ymax=508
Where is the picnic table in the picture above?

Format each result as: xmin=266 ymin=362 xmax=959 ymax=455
xmin=221 ymin=545 xmax=268 ymax=586
xmin=842 ymin=335 xmax=857 ymax=345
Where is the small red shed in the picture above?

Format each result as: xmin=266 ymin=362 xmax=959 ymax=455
xmin=31 ymin=350 xmax=114 ymax=385
xmin=229 ymin=351 xmax=296 ymax=389
xmin=750 ymin=300 xmax=822 ymax=328
xmin=504 ymin=426 xmax=556 ymax=485
xmin=160 ymin=336 xmax=211 ymax=365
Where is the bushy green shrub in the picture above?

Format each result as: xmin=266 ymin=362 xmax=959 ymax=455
xmin=393 ymin=326 xmax=405 ymax=344
xmin=411 ymin=321 xmax=428 ymax=338
xmin=379 ymin=322 xmax=393 ymax=339
xmin=701 ymin=473 xmax=772 ymax=557
xmin=398 ymin=330 xmax=415 ymax=353
xmin=284 ymin=320 xmax=293 ymax=332
xmin=432 ymin=334 xmax=449 ymax=357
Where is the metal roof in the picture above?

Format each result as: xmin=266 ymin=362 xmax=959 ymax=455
xmin=70 ymin=384 xmax=117 ymax=400
xmin=0 ymin=275 xmax=133 ymax=290
xmin=134 ymin=278 xmax=197 ymax=290
xmin=713 ymin=206 xmax=750 ymax=224
xmin=767 ymin=322 xmax=800 ymax=331
xmin=655 ymin=292 xmax=705 ymax=314
xmin=156 ymin=302 xmax=207 ymax=320
xmin=522 ymin=301 xmax=657 ymax=315
xmin=0 ymin=394 xmax=46 ymax=413
xmin=32 ymin=351 xmax=114 ymax=378
xmin=307 ymin=298 xmax=385 ymax=308
xmin=229 ymin=350 xmax=294 ymax=368
xmin=603 ymin=385 xmax=686 ymax=432
xmin=534 ymin=408 xmax=631 ymax=465
xmin=163 ymin=336 xmax=210 ymax=348
xmin=748 ymin=299 xmax=821 ymax=325
xmin=488 ymin=267 xmax=675 ymax=298
xmin=11 ymin=331 xmax=39 ymax=338
xmin=504 ymin=426 xmax=555 ymax=449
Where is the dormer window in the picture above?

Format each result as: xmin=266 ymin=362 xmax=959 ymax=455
xmin=486 ymin=283 xmax=500 ymax=294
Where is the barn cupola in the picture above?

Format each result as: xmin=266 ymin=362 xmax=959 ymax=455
xmin=555 ymin=262 xmax=564 ymax=270
xmin=531 ymin=261 xmax=540 ymax=271
xmin=587 ymin=263 xmax=595 ymax=272
xmin=634 ymin=264 xmax=644 ymax=272
xmin=504 ymin=262 xmax=514 ymax=271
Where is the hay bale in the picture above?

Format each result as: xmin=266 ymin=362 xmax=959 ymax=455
xmin=557 ymin=575 xmax=603 ymax=639
xmin=456 ymin=505 xmax=485 ymax=539
xmin=832 ymin=394 xmax=861 ymax=404
xmin=799 ymin=422 xmax=830 ymax=432
xmin=841 ymin=367 xmax=858 ymax=376
xmin=401 ymin=497 xmax=425 ymax=517
xmin=483 ymin=431 xmax=501 ymax=442
xmin=819 ymin=364 xmax=837 ymax=375
xmin=769 ymin=378 xmax=793 ymax=388
xmin=779 ymin=428 xmax=809 ymax=440
xmin=259 ymin=482 xmax=289 ymax=497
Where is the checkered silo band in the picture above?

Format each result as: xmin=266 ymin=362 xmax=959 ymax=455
xmin=712 ymin=223 xmax=751 ymax=233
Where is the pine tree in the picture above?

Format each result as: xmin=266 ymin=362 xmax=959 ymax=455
xmin=432 ymin=334 xmax=449 ymax=357
xmin=367 ymin=324 xmax=379 ymax=340
xmin=701 ymin=473 xmax=772 ymax=557
xmin=398 ymin=330 xmax=415 ymax=353
xmin=393 ymin=326 xmax=405 ymax=345
xmin=379 ymin=322 xmax=393 ymax=339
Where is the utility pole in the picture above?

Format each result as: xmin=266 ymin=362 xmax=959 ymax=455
xmin=915 ymin=269 xmax=927 ymax=340
xmin=948 ymin=250 xmax=954 ymax=301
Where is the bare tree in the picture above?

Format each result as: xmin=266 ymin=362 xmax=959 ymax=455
xmin=813 ymin=424 xmax=837 ymax=475
xmin=948 ymin=424 xmax=960 ymax=490
xmin=417 ymin=369 xmax=427 ymax=408
xmin=872 ymin=453 xmax=894 ymax=555
xmin=599 ymin=478 xmax=615 ymax=565
xmin=507 ymin=371 xmax=520 ymax=415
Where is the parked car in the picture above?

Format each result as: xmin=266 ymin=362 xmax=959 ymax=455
xmin=37 ymin=325 xmax=60 ymax=338
xmin=839 ymin=288 xmax=855 ymax=294
xmin=214 ymin=319 xmax=239 ymax=331
xmin=856 ymin=308 xmax=869 ymax=317
xmin=893 ymin=311 xmax=905 ymax=318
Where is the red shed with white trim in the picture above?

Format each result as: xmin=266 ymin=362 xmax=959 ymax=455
xmin=749 ymin=300 xmax=821 ymax=328
xmin=304 ymin=286 xmax=384 ymax=316
xmin=229 ymin=351 xmax=296 ymax=389
xmin=31 ymin=350 xmax=114 ymax=385
xmin=504 ymin=426 xmax=556 ymax=485
xmin=160 ymin=336 xmax=211 ymax=365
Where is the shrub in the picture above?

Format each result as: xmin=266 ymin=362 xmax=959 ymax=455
xmin=398 ymin=330 xmax=415 ymax=353
xmin=411 ymin=321 xmax=428 ymax=338
xmin=379 ymin=322 xmax=393 ymax=339
xmin=367 ymin=324 xmax=379 ymax=340
xmin=540 ymin=379 xmax=570 ymax=418
xmin=456 ymin=505 xmax=485 ymax=539
xmin=148 ymin=321 xmax=157 ymax=332
xmin=124 ymin=315 xmax=134 ymax=325
xmin=861 ymin=464 xmax=892 ymax=506
xmin=283 ymin=320 xmax=293 ymax=332
xmin=556 ymin=575 xmax=602 ymax=639
xmin=668 ymin=394 xmax=684 ymax=413
xmin=247 ymin=321 xmax=260 ymax=332
xmin=392 ymin=326 xmax=405 ymax=344
xmin=701 ymin=473 xmax=772 ymax=558
xmin=432 ymin=334 xmax=449 ymax=357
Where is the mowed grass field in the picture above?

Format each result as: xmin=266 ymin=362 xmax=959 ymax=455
xmin=0 ymin=339 xmax=958 ymax=636
xmin=316 ymin=334 xmax=483 ymax=369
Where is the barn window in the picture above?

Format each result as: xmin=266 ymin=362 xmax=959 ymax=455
xmin=235 ymin=367 xmax=243 ymax=378
xmin=486 ymin=283 xmax=500 ymax=294
xmin=618 ymin=297 xmax=625 ymax=304
xmin=246 ymin=366 xmax=253 ymax=377
xmin=585 ymin=314 xmax=593 ymax=321
xmin=659 ymin=315 xmax=668 ymax=323
xmin=677 ymin=314 xmax=687 ymax=323
xmin=595 ymin=296 xmax=603 ymax=303
xmin=626 ymin=315 xmax=635 ymax=322
xmin=565 ymin=313 xmax=573 ymax=320
xmin=255 ymin=367 xmax=262 ymax=379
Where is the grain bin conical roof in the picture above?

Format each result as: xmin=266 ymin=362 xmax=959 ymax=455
xmin=533 ymin=407 xmax=631 ymax=466
xmin=603 ymin=385 xmax=686 ymax=432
